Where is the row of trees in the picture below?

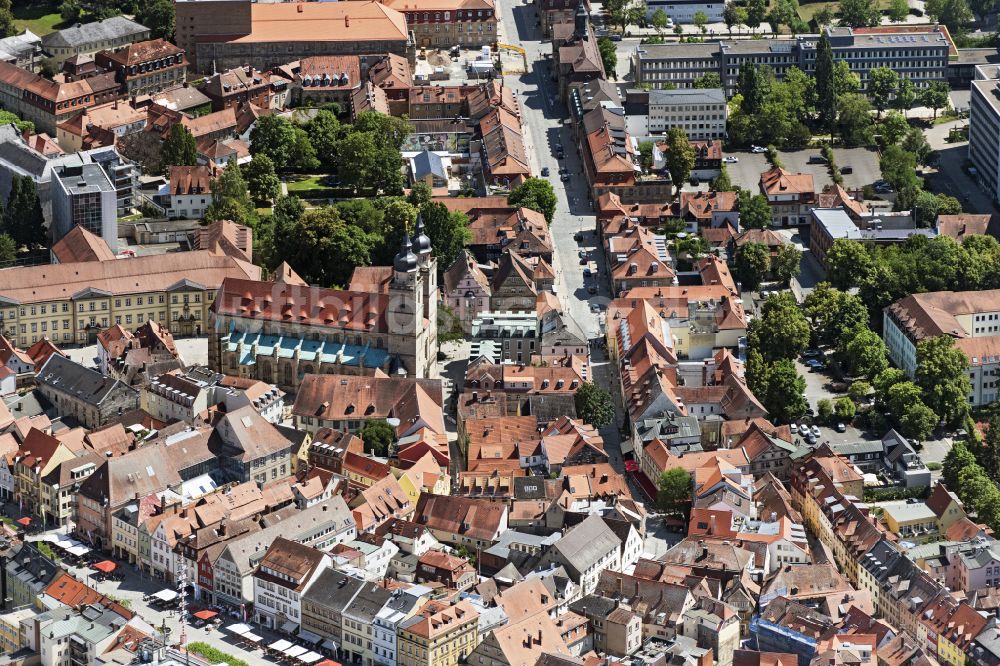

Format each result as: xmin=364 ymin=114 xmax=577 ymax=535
xmin=746 ymin=293 xmax=810 ymax=423
xmin=824 ymin=233 xmax=1000 ymax=329
xmin=0 ymin=175 xmax=45 ymax=263
xmin=943 ymin=430 xmax=1000 ymax=532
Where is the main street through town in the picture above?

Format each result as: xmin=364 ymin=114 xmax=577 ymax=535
xmin=496 ymin=3 xmax=657 ymax=507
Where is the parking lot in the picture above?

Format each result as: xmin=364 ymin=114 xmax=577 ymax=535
xmin=725 ymin=147 xmax=882 ymax=191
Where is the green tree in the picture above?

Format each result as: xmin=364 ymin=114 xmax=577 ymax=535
xmin=0 ymin=233 xmax=13 ymax=263
xmin=734 ymin=242 xmax=771 ymax=290
xmin=844 ymin=327 xmax=889 ymax=380
xmin=205 ymin=162 xmax=256 ymax=227
xmin=761 ymin=359 xmax=808 ymax=422
xmin=818 ymin=398 xmax=834 ymax=422
xmin=913 ymin=190 xmax=962 ymax=228
xmin=825 ymin=238 xmax=873 ymax=290
xmin=836 ymin=93 xmax=874 ymax=147
xmin=747 ymin=0 xmax=766 ymax=30
xmin=306 ymin=110 xmax=340 ymax=170
xmin=5 ymin=176 xmax=45 ymax=249
xmin=710 ymin=164 xmax=733 ymax=191
xmin=833 ymin=61 xmax=861 ymax=96
xmin=888 ymin=380 xmax=925 ymax=416
xmin=737 ymin=189 xmax=772 ymax=229
xmin=509 ymin=178 xmax=557 ymax=224
xmin=888 ymin=0 xmax=910 ymax=20
xmin=574 ymin=382 xmax=615 ymax=427
xmin=900 ymin=401 xmax=938 ymax=440
xmin=597 ymin=37 xmax=618 ymax=76
xmin=250 ymin=115 xmax=297 ymax=171
xmin=353 ymin=112 xmax=411 ymax=152
xmin=926 ymin=0 xmax=973 ymax=30
xmin=916 ymin=335 xmax=971 ymax=427
xmin=894 ymin=78 xmax=918 ymax=112
xmin=136 ymin=0 xmax=176 ymax=39
xmin=874 ymin=367 xmax=908 ymax=409
xmin=868 ymin=68 xmax=900 ymax=118
xmin=359 ymin=419 xmax=395 ymax=456
xmin=160 ymin=123 xmax=198 ymax=171
xmin=749 ymin=292 xmax=811 ymax=362
xmin=375 ymin=198 xmax=418 ymax=265
xmin=289 ymin=126 xmax=319 ymax=172
xmin=407 ymin=182 xmax=434 ymax=208
xmin=0 ymin=0 xmax=13 ymax=38
xmin=880 ymin=144 xmax=921 ymax=193
xmin=693 ymin=10 xmax=709 ymax=32
xmin=243 ymin=154 xmax=280 ymax=205
xmin=272 ymin=206 xmax=376 ymax=287
xmin=920 ymin=81 xmax=952 ymax=121
xmin=902 ymin=127 xmax=935 ymax=166
xmin=772 ymin=243 xmax=801 ymax=285
xmin=814 ymin=4 xmax=836 ymax=25
xmin=651 ymin=7 xmax=670 ymax=33
xmin=664 ymin=127 xmax=695 ymax=195
xmin=737 ymin=63 xmax=772 ymax=115
xmin=693 ymin=72 xmax=722 ymax=89
xmin=336 ymin=131 xmax=401 ymax=194
xmin=767 ymin=0 xmax=798 ymax=32
xmin=849 ymin=380 xmax=872 ymax=403
xmin=839 ymin=0 xmax=881 ymax=26
xmin=59 ymin=0 xmax=81 ymax=23
xmin=879 ymin=111 xmax=911 ymax=146
xmin=658 ymin=468 xmax=692 ymax=517
xmin=419 ymin=203 xmax=470 ymax=272
xmin=815 ymin=32 xmax=836 ymax=132
xmin=834 ymin=396 xmax=856 ymax=421
xmin=970 ymin=0 xmax=996 ymax=18
xmin=723 ymin=3 xmax=740 ymax=32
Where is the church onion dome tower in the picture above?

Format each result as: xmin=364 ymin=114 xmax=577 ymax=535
xmin=394 ymin=231 xmax=419 ymax=273
xmin=413 ymin=214 xmax=432 ymax=256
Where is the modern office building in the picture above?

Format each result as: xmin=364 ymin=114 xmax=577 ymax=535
xmin=51 ymin=164 xmax=117 ymax=251
xmin=646 ymin=87 xmax=727 ymax=139
xmin=883 ymin=289 xmax=1000 ymax=406
xmin=645 ymin=0 xmax=724 ymax=23
xmin=969 ymin=65 xmax=1000 ymax=203
xmin=632 ymin=25 xmax=952 ymax=93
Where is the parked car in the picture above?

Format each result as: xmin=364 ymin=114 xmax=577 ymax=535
xmin=578 ymin=250 xmax=587 ymax=258
xmin=840 ymin=165 xmax=853 ymax=174
xmin=723 ymin=156 xmax=739 ymax=163
xmin=803 ymin=348 xmax=821 ymax=358
xmin=808 ymin=154 xmax=828 ymax=164
xmin=560 ymin=173 xmax=571 ymax=181
xmin=836 ymin=422 xmax=847 ymax=433
xmin=559 ymin=167 xmax=569 ymax=175
xmin=751 ymin=145 xmax=767 ymax=153
xmin=574 ymin=232 xmax=583 ymax=241
xmin=811 ymin=425 xmax=822 ymax=438
xmin=583 ymin=267 xmax=592 ymax=277
xmin=689 ymin=177 xmax=700 ymax=186
xmin=790 ymin=423 xmax=799 ymax=434
xmin=541 ymin=167 xmax=550 ymax=176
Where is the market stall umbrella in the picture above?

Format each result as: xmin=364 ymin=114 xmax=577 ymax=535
xmin=151 ymin=589 xmax=178 ymax=603
xmin=226 ymin=623 xmax=252 ymax=636
xmin=268 ymin=639 xmax=293 ymax=652
xmin=284 ymin=645 xmax=308 ymax=659
xmin=193 ymin=610 xmax=217 ymax=621
xmin=298 ymin=652 xmax=323 ymax=664
xmin=15 ymin=517 xmax=30 ymax=526
xmin=66 ymin=545 xmax=91 ymax=557
xmin=93 ymin=560 xmax=116 ymax=573
xmin=242 ymin=632 xmax=263 ymax=643
xmin=316 ymin=660 xmax=342 ymax=666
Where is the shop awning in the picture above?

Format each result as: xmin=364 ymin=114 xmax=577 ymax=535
xmin=93 ymin=560 xmax=116 ymax=573
xmin=299 ymin=652 xmax=323 ymax=664
xmin=320 ymin=640 xmax=337 ymax=652
xmin=280 ymin=620 xmax=297 ymax=633
xmin=297 ymin=629 xmax=322 ymax=644
xmin=16 ymin=517 xmax=30 ymax=526
xmin=152 ymin=589 xmax=178 ymax=602
xmin=243 ymin=632 xmax=263 ymax=643
xmin=268 ymin=639 xmax=293 ymax=651
xmin=193 ymin=610 xmax=217 ymax=620
xmin=284 ymin=645 xmax=308 ymax=658
xmin=227 ymin=623 xmax=252 ymax=636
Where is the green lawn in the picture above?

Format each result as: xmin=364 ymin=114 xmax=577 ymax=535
xmin=13 ymin=1 xmax=68 ymax=36
xmin=798 ymin=0 xmax=893 ymax=23
xmin=285 ymin=175 xmax=326 ymax=192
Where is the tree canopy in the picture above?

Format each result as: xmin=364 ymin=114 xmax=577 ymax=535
xmin=509 ymin=178 xmax=558 ymax=224
xmin=574 ymin=382 xmax=615 ymax=427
